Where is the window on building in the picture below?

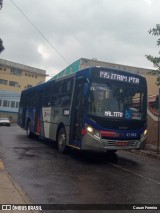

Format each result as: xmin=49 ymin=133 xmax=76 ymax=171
xmin=10 ymin=68 xmax=22 ymax=76
xmin=0 ymin=79 xmax=8 ymax=85
xmin=25 ymin=73 xmax=35 ymax=77
xmin=16 ymin=102 xmax=19 ymax=108
xmin=3 ymin=100 xmax=10 ymax=107
xmin=11 ymin=101 xmax=15 ymax=108
xmin=9 ymin=81 xmax=19 ymax=87
xmin=27 ymin=84 xmax=32 ymax=89
xmin=0 ymin=99 xmax=2 ymax=106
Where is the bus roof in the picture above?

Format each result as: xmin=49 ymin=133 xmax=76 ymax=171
xmin=22 ymin=66 xmax=146 ymax=94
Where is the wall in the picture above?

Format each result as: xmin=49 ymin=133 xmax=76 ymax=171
xmin=142 ymin=74 xmax=158 ymax=96
xmin=147 ymin=113 xmax=158 ymax=145
xmin=0 ymin=111 xmax=18 ymax=123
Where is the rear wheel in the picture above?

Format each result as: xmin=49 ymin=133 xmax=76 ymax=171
xmin=57 ymin=128 xmax=68 ymax=153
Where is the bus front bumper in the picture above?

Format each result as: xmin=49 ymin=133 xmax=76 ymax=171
xmin=81 ymin=132 xmax=146 ymax=152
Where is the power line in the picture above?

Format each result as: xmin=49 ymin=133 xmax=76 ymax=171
xmin=10 ymin=0 xmax=69 ymax=65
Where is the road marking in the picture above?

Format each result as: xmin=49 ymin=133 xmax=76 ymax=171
xmin=110 ymin=163 xmax=160 ymax=185
xmin=0 ymin=159 xmax=4 ymax=170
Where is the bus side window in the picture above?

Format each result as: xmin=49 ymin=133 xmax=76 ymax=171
xmin=42 ymin=86 xmax=53 ymax=107
xmin=33 ymin=92 xmax=37 ymax=107
xmin=52 ymin=82 xmax=62 ymax=106
xmin=61 ymin=95 xmax=71 ymax=106
xmin=50 ymin=84 xmax=55 ymax=106
xmin=54 ymin=97 xmax=61 ymax=106
xmin=42 ymin=89 xmax=48 ymax=107
xmin=28 ymin=92 xmax=31 ymax=107
xmin=60 ymin=79 xmax=73 ymax=106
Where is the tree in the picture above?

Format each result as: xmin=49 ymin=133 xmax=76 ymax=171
xmin=0 ymin=0 xmax=3 ymax=9
xmin=0 ymin=0 xmax=4 ymax=54
xmin=146 ymin=24 xmax=160 ymax=85
xmin=0 ymin=38 xmax=4 ymax=53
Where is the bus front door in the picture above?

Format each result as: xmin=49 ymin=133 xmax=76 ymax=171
xmin=71 ymin=79 xmax=84 ymax=145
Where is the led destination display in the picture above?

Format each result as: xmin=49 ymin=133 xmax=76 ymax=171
xmin=99 ymin=71 xmax=140 ymax=84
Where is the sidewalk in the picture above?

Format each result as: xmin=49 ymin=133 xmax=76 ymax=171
xmin=0 ymin=160 xmax=39 ymax=213
xmin=131 ymin=144 xmax=160 ymax=160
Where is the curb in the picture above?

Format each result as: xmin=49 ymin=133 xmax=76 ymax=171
xmin=0 ymin=159 xmax=39 ymax=213
xmin=130 ymin=149 xmax=160 ymax=160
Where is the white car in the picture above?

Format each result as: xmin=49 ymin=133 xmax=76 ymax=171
xmin=0 ymin=117 xmax=11 ymax=126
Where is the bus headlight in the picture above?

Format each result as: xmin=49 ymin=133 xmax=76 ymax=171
xmin=86 ymin=126 xmax=94 ymax=133
xmin=144 ymin=129 xmax=147 ymax=136
xmin=141 ymin=129 xmax=147 ymax=141
xmin=86 ymin=125 xmax=101 ymax=139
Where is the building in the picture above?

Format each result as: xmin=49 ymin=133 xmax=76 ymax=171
xmin=0 ymin=90 xmax=20 ymax=112
xmin=0 ymin=58 xmax=47 ymax=121
xmin=51 ymin=57 xmax=156 ymax=77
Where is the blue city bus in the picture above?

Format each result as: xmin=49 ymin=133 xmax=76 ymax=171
xmin=18 ymin=67 xmax=147 ymax=153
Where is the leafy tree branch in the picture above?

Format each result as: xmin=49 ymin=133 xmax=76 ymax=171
xmin=0 ymin=38 xmax=4 ymax=53
xmin=146 ymin=24 xmax=160 ymax=85
xmin=0 ymin=0 xmax=4 ymax=54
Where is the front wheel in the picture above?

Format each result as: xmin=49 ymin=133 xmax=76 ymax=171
xmin=107 ymin=150 xmax=117 ymax=154
xmin=57 ymin=128 xmax=68 ymax=153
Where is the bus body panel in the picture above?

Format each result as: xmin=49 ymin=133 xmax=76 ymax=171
xmin=81 ymin=133 xmax=146 ymax=151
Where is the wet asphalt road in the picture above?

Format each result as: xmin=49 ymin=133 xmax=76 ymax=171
xmin=0 ymin=124 xmax=160 ymax=212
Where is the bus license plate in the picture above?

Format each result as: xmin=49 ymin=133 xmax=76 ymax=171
xmin=116 ymin=141 xmax=128 ymax=146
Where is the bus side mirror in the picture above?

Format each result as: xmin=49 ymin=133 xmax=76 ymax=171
xmin=83 ymin=83 xmax=89 ymax=97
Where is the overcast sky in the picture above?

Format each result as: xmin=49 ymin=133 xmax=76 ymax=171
xmin=1 ymin=0 xmax=160 ymax=80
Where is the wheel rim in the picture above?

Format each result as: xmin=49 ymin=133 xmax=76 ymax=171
xmin=58 ymin=133 xmax=66 ymax=152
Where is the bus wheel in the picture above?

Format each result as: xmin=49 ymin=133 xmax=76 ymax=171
xmin=57 ymin=128 xmax=67 ymax=153
xmin=26 ymin=121 xmax=33 ymax=138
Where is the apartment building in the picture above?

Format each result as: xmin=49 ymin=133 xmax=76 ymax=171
xmin=0 ymin=58 xmax=47 ymax=120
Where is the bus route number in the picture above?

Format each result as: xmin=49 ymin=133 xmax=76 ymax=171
xmin=126 ymin=133 xmax=137 ymax=137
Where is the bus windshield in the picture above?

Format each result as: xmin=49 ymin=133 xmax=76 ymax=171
xmin=87 ymin=82 xmax=146 ymax=120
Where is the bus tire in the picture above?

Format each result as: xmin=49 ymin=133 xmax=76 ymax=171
xmin=26 ymin=121 xmax=33 ymax=138
xmin=107 ymin=150 xmax=117 ymax=154
xmin=57 ymin=128 xmax=67 ymax=153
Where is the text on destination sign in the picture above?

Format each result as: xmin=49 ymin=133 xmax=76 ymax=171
xmin=100 ymin=71 xmax=139 ymax=84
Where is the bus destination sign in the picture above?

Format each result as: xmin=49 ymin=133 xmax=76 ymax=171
xmin=99 ymin=71 xmax=140 ymax=84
